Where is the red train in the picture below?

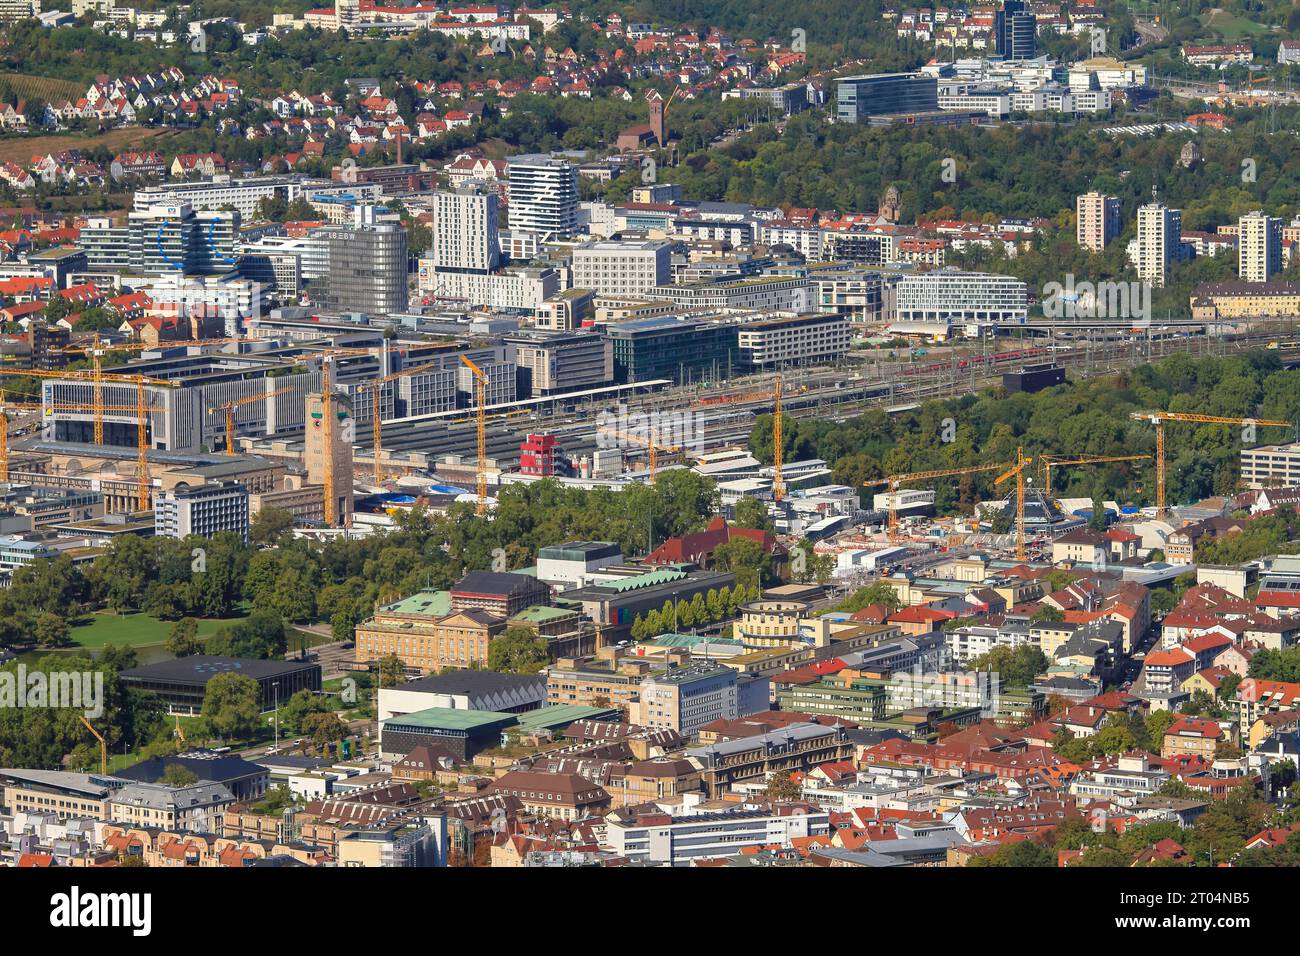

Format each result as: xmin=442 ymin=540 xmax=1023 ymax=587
xmin=902 ymin=346 xmax=1045 ymax=375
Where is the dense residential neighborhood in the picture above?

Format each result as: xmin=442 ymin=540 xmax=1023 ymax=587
xmin=0 ymin=3 xmax=1297 ymax=937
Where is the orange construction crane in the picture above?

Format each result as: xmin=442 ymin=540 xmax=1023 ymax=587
xmin=208 ymin=386 xmax=296 ymax=456
xmin=695 ymin=374 xmax=784 ymax=498
xmin=50 ymin=395 xmax=165 ymax=512
xmin=459 ymin=355 xmax=489 ymax=514
xmin=1039 ymin=454 xmax=1151 ymax=496
xmin=995 ymin=447 xmax=1032 ymax=562
xmin=367 ymin=359 xmax=443 ymax=482
xmin=867 ymin=462 xmax=1009 ymax=542
xmin=1129 ymin=411 xmax=1291 ymax=519
xmin=80 ymin=715 xmax=107 ymax=775
xmin=596 ymin=426 xmax=682 ymax=485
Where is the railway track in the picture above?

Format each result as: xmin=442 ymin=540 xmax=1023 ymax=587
xmin=364 ymin=325 xmax=1294 ymax=470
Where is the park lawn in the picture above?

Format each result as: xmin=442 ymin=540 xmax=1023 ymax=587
xmin=69 ymin=611 xmax=245 ymax=649
xmin=1200 ymin=10 xmax=1268 ymax=40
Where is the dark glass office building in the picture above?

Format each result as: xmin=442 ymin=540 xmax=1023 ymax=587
xmin=604 ymin=316 xmax=740 ymax=385
xmin=995 ymin=0 xmax=1037 ymax=60
xmin=835 ymin=73 xmax=940 ymax=124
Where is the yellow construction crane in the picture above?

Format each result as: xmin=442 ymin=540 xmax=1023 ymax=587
xmin=124 ymin=375 xmax=163 ymax=513
xmin=596 ymin=426 xmax=682 ymax=485
xmin=0 ymin=367 xmax=171 ymax=511
xmin=459 ymin=354 xmax=489 ymax=514
xmin=304 ymin=347 xmax=375 ymax=528
xmin=366 ymin=360 xmax=443 ymax=482
xmin=1039 ymin=454 xmax=1151 ymax=496
xmin=1129 ymin=411 xmax=1291 ymax=519
xmin=0 ymin=389 xmax=165 ymax=496
xmin=49 ymin=395 xmax=166 ymax=512
xmin=58 ymin=333 xmax=138 ymax=447
xmin=995 ymin=447 xmax=1032 ymax=562
xmin=80 ymin=715 xmax=107 ymax=775
xmin=867 ymin=462 xmax=1009 ymax=542
xmin=208 ymin=386 xmax=295 ymax=456
xmin=693 ymin=373 xmax=784 ymax=497
xmin=59 ymin=335 xmax=241 ymax=446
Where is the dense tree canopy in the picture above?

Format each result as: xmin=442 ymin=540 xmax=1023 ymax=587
xmin=751 ymin=351 xmax=1299 ymax=514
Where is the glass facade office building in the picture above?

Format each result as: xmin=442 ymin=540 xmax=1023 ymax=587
xmin=835 ymin=73 xmax=939 ymax=123
xmin=995 ymin=1 xmax=1037 ymax=60
xmin=312 ymin=222 xmax=409 ymax=315
xmin=605 ymin=316 xmax=740 ymax=385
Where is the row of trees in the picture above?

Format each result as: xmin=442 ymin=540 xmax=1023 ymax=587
xmin=0 ymin=471 xmax=737 ymax=653
xmin=628 ymin=583 xmax=765 ymax=641
xmin=199 ymin=671 xmax=347 ymax=752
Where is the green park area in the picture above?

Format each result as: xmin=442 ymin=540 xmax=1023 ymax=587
xmin=69 ymin=611 xmax=245 ymax=649
xmin=64 ymin=609 xmax=328 ymax=655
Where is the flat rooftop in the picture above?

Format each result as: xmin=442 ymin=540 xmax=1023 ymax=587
xmin=381 ymin=707 xmax=518 ymax=733
xmin=395 ymin=669 xmax=546 ymax=697
xmin=514 ymin=704 xmax=621 ymax=731
xmin=120 ymin=656 xmax=320 ymax=683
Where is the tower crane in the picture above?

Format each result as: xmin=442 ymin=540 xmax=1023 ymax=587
xmin=59 ymin=335 xmax=241 ymax=446
xmin=1129 ymin=411 xmax=1292 ymax=519
xmin=994 ymin=447 xmax=1032 ymax=562
xmin=50 ymin=396 xmax=165 ymax=512
xmin=866 ymin=461 xmax=1010 ymax=542
xmin=366 ymin=359 xmax=443 ymax=482
xmin=80 ymin=715 xmax=107 ymax=775
xmin=596 ymin=426 xmax=682 ymax=485
xmin=208 ymin=386 xmax=296 ymax=456
xmin=1039 ymin=454 xmax=1151 ymax=497
xmin=0 ymin=367 xmax=172 ymax=511
xmin=459 ymin=355 xmax=489 ymax=515
xmin=696 ymin=374 xmax=785 ymax=497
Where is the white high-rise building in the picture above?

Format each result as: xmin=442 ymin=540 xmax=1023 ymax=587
xmin=1238 ymin=211 xmax=1282 ymax=283
xmin=892 ymin=270 xmax=1028 ymax=324
xmin=571 ymin=239 xmax=671 ymax=296
xmin=1135 ymin=202 xmax=1182 ymax=287
xmin=507 ymin=155 xmax=578 ymax=239
xmin=154 ymin=482 xmax=250 ymax=542
xmin=430 ymin=186 xmax=499 ymax=273
xmin=1076 ymin=192 xmax=1121 ymax=252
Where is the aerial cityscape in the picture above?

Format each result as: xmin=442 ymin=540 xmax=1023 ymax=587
xmin=0 ymin=0 xmax=1297 ymax=909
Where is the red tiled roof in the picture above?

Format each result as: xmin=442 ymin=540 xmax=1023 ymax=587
xmin=1144 ymin=648 xmax=1194 ymax=667
xmin=889 ymin=606 xmax=957 ymax=624
xmin=644 ymin=516 xmax=785 ymax=565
